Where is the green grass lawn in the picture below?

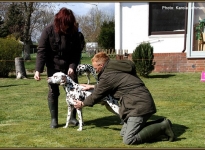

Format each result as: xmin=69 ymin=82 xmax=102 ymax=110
xmin=1 ymin=53 xmax=205 ymax=148
xmin=24 ymin=52 xmax=93 ymax=72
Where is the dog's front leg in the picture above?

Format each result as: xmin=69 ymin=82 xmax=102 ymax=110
xmin=92 ymin=73 xmax=98 ymax=83
xmin=63 ymin=102 xmax=72 ymax=128
xmin=85 ymin=72 xmax=90 ymax=84
xmin=76 ymin=108 xmax=83 ymax=131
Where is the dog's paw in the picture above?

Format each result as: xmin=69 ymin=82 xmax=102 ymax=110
xmin=63 ymin=126 xmax=68 ymax=128
xmin=77 ymin=128 xmax=83 ymax=131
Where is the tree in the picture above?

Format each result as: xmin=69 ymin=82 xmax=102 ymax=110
xmin=0 ymin=2 xmax=11 ymax=37
xmin=76 ymin=7 xmax=101 ymax=43
xmin=21 ymin=2 xmax=55 ymax=60
xmin=30 ymin=3 xmax=55 ymax=42
xmin=0 ymin=2 xmax=55 ymax=60
xmin=14 ymin=2 xmax=54 ymax=60
xmin=0 ymin=2 xmax=34 ymax=60
xmin=98 ymin=21 xmax=115 ymax=49
xmin=0 ymin=16 xmax=3 ymax=25
xmin=3 ymin=3 xmax=24 ymax=40
xmin=0 ymin=2 xmax=8 ymax=38
xmin=0 ymin=2 xmax=10 ymax=18
xmin=0 ymin=16 xmax=9 ymax=38
xmin=20 ymin=2 xmax=34 ymax=60
xmin=76 ymin=6 xmax=114 ymax=44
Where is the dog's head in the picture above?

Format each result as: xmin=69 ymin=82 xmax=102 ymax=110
xmin=47 ymin=72 xmax=67 ymax=85
xmin=76 ymin=64 xmax=86 ymax=75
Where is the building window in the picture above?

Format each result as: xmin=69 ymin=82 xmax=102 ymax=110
xmin=149 ymin=2 xmax=188 ymax=35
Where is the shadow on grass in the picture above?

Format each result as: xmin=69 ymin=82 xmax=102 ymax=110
xmin=84 ymin=115 xmax=122 ymax=130
xmin=149 ymin=115 xmax=188 ymax=142
xmin=58 ymin=115 xmax=122 ymax=131
xmin=61 ymin=114 xmax=188 ymax=141
xmin=0 ymin=83 xmax=29 ymax=88
xmin=59 ymin=114 xmax=188 ymax=139
xmin=147 ymin=74 xmax=176 ymax=78
xmin=8 ymin=74 xmax=36 ymax=79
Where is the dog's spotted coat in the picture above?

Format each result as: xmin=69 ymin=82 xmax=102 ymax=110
xmin=76 ymin=64 xmax=98 ymax=84
xmin=47 ymin=72 xmax=120 ymax=131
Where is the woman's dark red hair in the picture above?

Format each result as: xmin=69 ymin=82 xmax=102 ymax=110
xmin=54 ymin=7 xmax=77 ymax=34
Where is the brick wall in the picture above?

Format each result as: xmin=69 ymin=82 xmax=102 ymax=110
xmin=116 ymin=53 xmax=205 ymax=73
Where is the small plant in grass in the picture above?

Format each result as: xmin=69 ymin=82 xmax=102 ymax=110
xmin=132 ymin=42 xmax=154 ymax=77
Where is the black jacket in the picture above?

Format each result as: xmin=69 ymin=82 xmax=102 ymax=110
xmin=78 ymin=31 xmax=85 ymax=51
xmin=35 ymin=24 xmax=81 ymax=73
xmin=83 ymin=60 xmax=157 ymax=121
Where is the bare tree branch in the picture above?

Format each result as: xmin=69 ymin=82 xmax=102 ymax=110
xmin=76 ymin=6 xmax=114 ymax=44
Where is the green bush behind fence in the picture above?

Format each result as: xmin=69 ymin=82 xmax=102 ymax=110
xmin=0 ymin=37 xmax=22 ymax=77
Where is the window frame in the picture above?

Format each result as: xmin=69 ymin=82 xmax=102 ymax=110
xmin=186 ymin=2 xmax=205 ymax=58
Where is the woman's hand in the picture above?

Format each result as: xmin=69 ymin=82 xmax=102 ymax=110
xmin=34 ymin=71 xmax=41 ymax=81
xmin=67 ymin=68 xmax=74 ymax=79
xmin=80 ymin=84 xmax=95 ymax=91
xmin=67 ymin=68 xmax=74 ymax=76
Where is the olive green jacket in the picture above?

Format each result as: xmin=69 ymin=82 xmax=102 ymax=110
xmin=83 ymin=59 xmax=156 ymax=121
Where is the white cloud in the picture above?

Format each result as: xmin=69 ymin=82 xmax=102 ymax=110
xmin=52 ymin=2 xmax=115 ymax=16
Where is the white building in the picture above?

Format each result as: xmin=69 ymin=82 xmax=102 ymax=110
xmin=115 ymin=2 xmax=205 ymax=72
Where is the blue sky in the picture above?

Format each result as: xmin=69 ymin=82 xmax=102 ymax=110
xmin=52 ymin=2 xmax=115 ymax=16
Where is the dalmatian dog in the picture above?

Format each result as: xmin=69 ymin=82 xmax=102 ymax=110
xmin=47 ymin=72 xmax=120 ymax=131
xmin=76 ymin=64 xmax=98 ymax=84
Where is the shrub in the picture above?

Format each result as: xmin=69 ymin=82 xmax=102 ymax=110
xmin=0 ymin=37 xmax=22 ymax=77
xmin=132 ymin=42 xmax=154 ymax=77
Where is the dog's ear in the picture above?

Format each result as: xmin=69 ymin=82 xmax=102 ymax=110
xmin=60 ymin=75 xmax=67 ymax=85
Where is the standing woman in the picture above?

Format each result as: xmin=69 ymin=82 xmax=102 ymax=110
xmin=34 ymin=8 xmax=81 ymax=128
